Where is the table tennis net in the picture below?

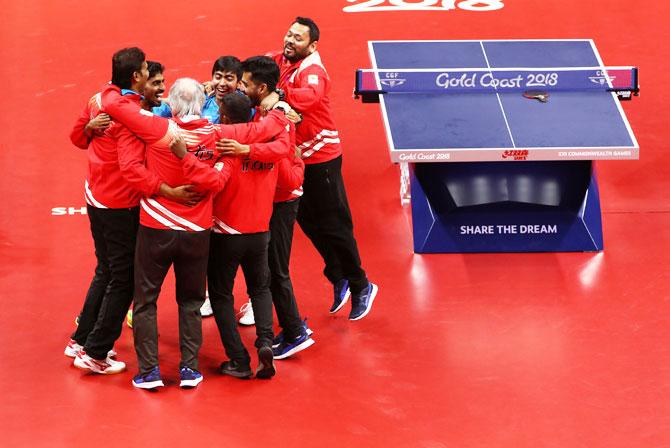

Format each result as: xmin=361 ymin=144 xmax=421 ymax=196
xmin=355 ymin=67 xmax=639 ymax=100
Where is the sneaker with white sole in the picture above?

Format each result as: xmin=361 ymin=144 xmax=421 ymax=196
xmin=272 ymin=318 xmax=314 ymax=348
xmin=330 ymin=279 xmax=351 ymax=314
xmin=349 ymin=282 xmax=379 ymax=321
xmin=65 ymin=339 xmax=116 ymax=358
xmin=200 ymin=297 xmax=213 ymax=317
xmin=273 ymin=332 xmax=315 ymax=360
xmin=132 ymin=367 xmax=164 ymax=389
xmin=73 ymin=351 xmax=126 ymax=374
xmin=179 ymin=366 xmax=203 ymax=388
xmin=237 ymin=301 xmax=255 ymax=326
xmin=64 ymin=339 xmax=83 ymax=357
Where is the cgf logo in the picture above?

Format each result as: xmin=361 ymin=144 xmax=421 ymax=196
xmin=380 ymin=72 xmax=406 ymax=88
xmin=344 ymin=0 xmax=504 ymax=13
xmin=502 ymin=150 xmax=529 ymax=160
xmin=589 ymin=74 xmax=616 ymax=86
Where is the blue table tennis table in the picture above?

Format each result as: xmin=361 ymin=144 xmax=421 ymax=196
xmin=360 ymin=39 xmax=639 ymax=253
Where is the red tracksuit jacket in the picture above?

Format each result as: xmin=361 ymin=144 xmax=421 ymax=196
xmin=212 ymin=109 xmax=293 ymax=234
xmin=70 ymin=92 xmax=151 ymax=208
xmin=101 ymin=85 xmax=290 ymax=231
xmin=245 ymin=106 xmax=304 ymax=203
xmin=270 ymin=50 xmax=342 ymax=164
xmin=274 ymin=150 xmax=305 ymax=203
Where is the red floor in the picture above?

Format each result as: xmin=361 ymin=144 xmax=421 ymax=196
xmin=1 ymin=1 xmax=669 ymax=447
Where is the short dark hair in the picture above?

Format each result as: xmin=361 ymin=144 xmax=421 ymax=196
xmin=111 ymin=47 xmax=145 ymax=89
xmin=147 ymin=61 xmax=164 ymax=79
xmin=294 ymin=16 xmax=320 ymax=43
xmin=220 ymin=93 xmax=252 ymax=124
xmin=241 ymin=56 xmax=280 ymax=92
xmin=212 ymin=56 xmax=242 ymax=79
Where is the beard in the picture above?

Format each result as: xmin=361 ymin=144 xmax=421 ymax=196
xmin=284 ymin=44 xmax=308 ymax=62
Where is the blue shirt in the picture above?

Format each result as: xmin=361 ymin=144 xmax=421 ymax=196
xmin=202 ymin=92 xmax=256 ymax=123
xmin=121 ymin=89 xmax=142 ymax=97
xmin=151 ymin=95 xmax=221 ymax=124
xmin=201 ymin=95 xmax=221 ymax=124
xmin=152 ymin=102 xmax=173 ymax=118
xmin=150 ymin=92 xmax=255 ymax=124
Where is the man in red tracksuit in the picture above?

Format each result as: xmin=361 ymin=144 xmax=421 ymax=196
xmin=235 ymin=56 xmax=314 ymax=360
xmin=206 ymin=82 xmax=294 ymax=379
xmin=265 ymin=17 xmax=379 ymax=321
xmin=100 ymin=77 xmax=291 ymax=388
xmin=67 ymin=49 xmax=200 ymax=376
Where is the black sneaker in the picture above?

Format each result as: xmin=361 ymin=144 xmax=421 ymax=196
xmin=256 ymin=346 xmax=276 ymax=379
xmin=220 ymin=359 xmax=253 ymax=379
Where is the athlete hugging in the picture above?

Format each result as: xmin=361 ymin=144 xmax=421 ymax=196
xmin=66 ymin=16 xmax=379 ymax=390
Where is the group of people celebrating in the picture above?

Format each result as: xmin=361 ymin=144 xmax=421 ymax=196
xmin=65 ymin=17 xmax=379 ymax=389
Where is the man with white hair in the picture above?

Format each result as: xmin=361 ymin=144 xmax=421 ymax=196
xmin=100 ymin=77 xmax=292 ymax=389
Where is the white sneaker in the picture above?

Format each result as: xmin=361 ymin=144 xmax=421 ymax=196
xmin=200 ymin=297 xmax=213 ymax=317
xmin=65 ymin=339 xmax=116 ymax=358
xmin=74 ymin=351 xmax=126 ymax=374
xmin=237 ymin=301 xmax=255 ymax=326
xmin=64 ymin=339 xmax=83 ymax=357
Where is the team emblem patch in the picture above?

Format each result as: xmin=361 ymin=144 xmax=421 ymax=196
xmin=308 ymin=74 xmax=319 ymax=85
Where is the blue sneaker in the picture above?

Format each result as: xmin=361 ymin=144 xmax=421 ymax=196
xmin=330 ymin=279 xmax=351 ymax=314
xmin=179 ymin=366 xmax=203 ymax=388
xmin=132 ymin=366 xmax=164 ymax=389
xmin=349 ymin=282 xmax=379 ymax=321
xmin=272 ymin=318 xmax=313 ymax=348
xmin=273 ymin=331 xmax=315 ymax=360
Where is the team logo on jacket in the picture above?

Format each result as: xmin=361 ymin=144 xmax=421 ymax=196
xmin=192 ymin=145 xmax=214 ymax=161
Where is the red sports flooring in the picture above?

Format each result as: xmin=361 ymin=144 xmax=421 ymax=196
xmin=1 ymin=1 xmax=669 ymax=447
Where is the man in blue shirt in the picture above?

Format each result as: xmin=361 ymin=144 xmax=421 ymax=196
xmin=144 ymin=61 xmax=167 ymax=115
xmin=154 ymin=56 xmax=243 ymax=124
